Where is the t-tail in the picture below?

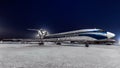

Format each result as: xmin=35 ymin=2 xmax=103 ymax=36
xmin=27 ymin=29 xmax=48 ymax=39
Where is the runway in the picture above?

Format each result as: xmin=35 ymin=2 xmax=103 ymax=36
xmin=0 ymin=43 xmax=120 ymax=68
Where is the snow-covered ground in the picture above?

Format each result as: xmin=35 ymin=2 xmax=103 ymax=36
xmin=0 ymin=43 xmax=120 ymax=68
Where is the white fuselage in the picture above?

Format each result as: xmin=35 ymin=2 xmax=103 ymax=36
xmin=43 ymin=29 xmax=115 ymax=41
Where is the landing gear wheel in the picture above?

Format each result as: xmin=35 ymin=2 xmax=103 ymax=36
xmin=71 ymin=41 xmax=75 ymax=43
xmin=85 ymin=42 xmax=89 ymax=47
xmin=38 ymin=42 xmax=44 ymax=45
xmin=56 ymin=42 xmax=61 ymax=45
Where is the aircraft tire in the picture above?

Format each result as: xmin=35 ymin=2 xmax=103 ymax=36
xmin=71 ymin=41 xmax=75 ymax=43
xmin=56 ymin=42 xmax=61 ymax=45
xmin=38 ymin=42 xmax=44 ymax=45
xmin=85 ymin=42 xmax=89 ymax=47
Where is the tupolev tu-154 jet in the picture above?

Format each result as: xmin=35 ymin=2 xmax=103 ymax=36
xmin=2 ymin=28 xmax=116 ymax=47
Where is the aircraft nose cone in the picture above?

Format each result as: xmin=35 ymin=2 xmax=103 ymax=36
xmin=107 ymin=32 xmax=115 ymax=38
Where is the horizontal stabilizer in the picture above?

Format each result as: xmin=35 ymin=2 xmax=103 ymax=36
xmin=27 ymin=29 xmax=40 ymax=31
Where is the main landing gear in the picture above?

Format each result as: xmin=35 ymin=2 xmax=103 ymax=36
xmin=70 ymin=41 xmax=75 ymax=43
xmin=56 ymin=42 xmax=61 ymax=45
xmin=38 ymin=42 xmax=44 ymax=46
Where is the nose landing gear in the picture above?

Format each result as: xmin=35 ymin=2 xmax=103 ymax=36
xmin=85 ymin=42 xmax=89 ymax=47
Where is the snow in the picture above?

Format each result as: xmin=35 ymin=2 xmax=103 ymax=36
xmin=0 ymin=43 xmax=120 ymax=68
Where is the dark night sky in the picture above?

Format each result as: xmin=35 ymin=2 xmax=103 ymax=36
xmin=0 ymin=0 xmax=120 ymax=39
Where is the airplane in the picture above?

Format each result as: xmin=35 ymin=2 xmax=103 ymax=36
xmin=1 ymin=28 xmax=116 ymax=47
xmin=27 ymin=28 xmax=115 ymax=46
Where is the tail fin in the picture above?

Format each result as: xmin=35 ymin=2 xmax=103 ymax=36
xmin=27 ymin=28 xmax=48 ymax=39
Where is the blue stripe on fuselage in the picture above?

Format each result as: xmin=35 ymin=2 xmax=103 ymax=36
xmin=78 ymin=32 xmax=107 ymax=39
xmin=78 ymin=34 xmax=107 ymax=39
